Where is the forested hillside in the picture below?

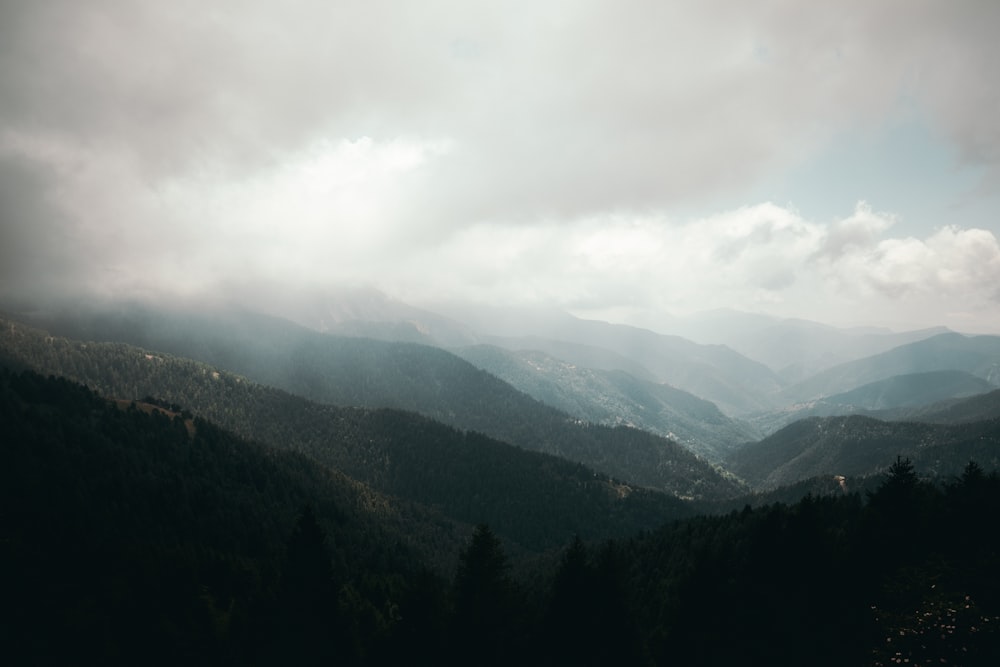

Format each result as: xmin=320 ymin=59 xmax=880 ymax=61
xmin=3 ymin=311 xmax=739 ymax=499
xmin=748 ymin=370 xmax=998 ymax=435
xmin=781 ymin=332 xmax=1000 ymax=403
xmin=728 ymin=414 xmax=1000 ymax=489
xmin=4 ymin=369 xmax=998 ymax=665
xmin=819 ymin=370 xmax=994 ymax=410
xmin=478 ymin=327 xmax=785 ymax=415
xmin=615 ymin=458 xmax=1000 ymax=665
xmin=680 ymin=311 xmax=948 ymax=382
xmin=454 ymin=344 xmax=760 ymax=462
xmin=430 ymin=304 xmax=788 ymax=414
xmin=0 ymin=317 xmax=709 ymax=549
xmin=0 ymin=368 xmax=464 ymax=664
xmin=881 ymin=388 xmax=1000 ymax=425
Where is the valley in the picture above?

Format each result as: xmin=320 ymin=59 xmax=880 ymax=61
xmin=8 ymin=289 xmax=1000 ymax=500
xmin=6 ymin=5 xmax=1000 ymax=662
xmin=3 ymin=294 xmax=1000 ymax=665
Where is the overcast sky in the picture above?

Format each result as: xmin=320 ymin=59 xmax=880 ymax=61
xmin=2 ymin=0 xmax=999 ymax=333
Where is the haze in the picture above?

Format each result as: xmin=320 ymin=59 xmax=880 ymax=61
xmin=2 ymin=1 xmax=999 ymax=333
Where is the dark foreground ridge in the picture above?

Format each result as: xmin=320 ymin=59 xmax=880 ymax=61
xmin=3 ymin=368 xmax=999 ymax=665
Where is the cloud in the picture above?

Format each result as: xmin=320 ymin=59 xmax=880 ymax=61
xmin=860 ymin=226 xmax=1000 ymax=299
xmin=394 ymin=203 xmax=1000 ymax=332
xmin=816 ymin=202 xmax=896 ymax=260
xmin=5 ymin=1 xmax=998 ymax=209
xmin=0 ymin=133 xmax=453 ymax=298
xmin=1 ymin=1 xmax=999 ymax=332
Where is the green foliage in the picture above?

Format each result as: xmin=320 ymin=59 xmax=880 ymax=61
xmin=625 ymin=472 xmax=1000 ymax=665
xmin=782 ymin=331 xmax=1000 ymax=404
xmin=728 ymin=414 xmax=1000 ymax=489
xmin=901 ymin=387 xmax=1000 ymax=424
xmin=455 ymin=344 xmax=760 ymax=462
xmin=3 ymin=313 xmax=1000 ymax=665
xmin=10 ymin=308 xmax=742 ymax=498
xmin=0 ymin=368 xmax=451 ymax=665
xmin=451 ymin=524 xmax=521 ymax=665
xmin=0 ymin=315 xmax=694 ymax=551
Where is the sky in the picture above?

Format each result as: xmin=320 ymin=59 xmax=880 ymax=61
xmin=2 ymin=0 xmax=999 ymax=333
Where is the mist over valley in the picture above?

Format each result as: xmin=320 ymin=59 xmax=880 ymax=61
xmin=4 ymin=1 xmax=1000 ymax=662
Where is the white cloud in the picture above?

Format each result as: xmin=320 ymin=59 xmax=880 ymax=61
xmin=2 ymin=1 xmax=1000 ymax=331
xmin=392 ymin=203 xmax=1000 ymax=332
xmin=817 ymin=202 xmax=896 ymax=260
xmin=5 ymin=1 xmax=998 ymax=213
xmin=136 ymin=135 xmax=453 ymax=290
xmin=860 ymin=226 xmax=1000 ymax=298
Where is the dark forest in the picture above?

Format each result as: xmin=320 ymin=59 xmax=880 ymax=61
xmin=3 ymin=368 xmax=998 ymax=665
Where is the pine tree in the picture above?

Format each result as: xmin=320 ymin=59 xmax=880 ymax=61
xmin=883 ymin=455 xmax=918 ymax=493
xmin=546 ymin=535 xmax=599 ymax=665
xmin=275 ymin=506 xmax=340 ymax=665
xmin=451 ymin=524 xmax=517 ymax=665
xmin=867 ymin=456 xmax=926 ymax=527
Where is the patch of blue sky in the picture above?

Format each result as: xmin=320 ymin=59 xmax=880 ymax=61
xmin=746 ymin=115 xmax=999 ymax=236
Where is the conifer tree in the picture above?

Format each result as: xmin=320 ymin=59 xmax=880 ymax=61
xmin=275 ymin=506 xmax=340 ymax=665
xmin=546 ymin=535 xmax=600 ymax=665
xmin=451 ymin=524 xmax=517 ymax=665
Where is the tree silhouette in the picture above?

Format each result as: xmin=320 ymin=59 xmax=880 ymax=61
xmin=865 ymin=456 xmax=936 ymax=573
xmin=451 ymin=524 xmax=518 ymax=665
xmin=882 ymin=455 xmax=918 ymax=493
xmin=275 ymin=506 xmax=340 ymax=665
xmin=545 ymin=535 xmax=616 ymax=666
xmin=283 ymin=506 xmax=334 ymax=596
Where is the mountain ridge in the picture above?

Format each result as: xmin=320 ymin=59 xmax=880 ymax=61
xmin=727 ymin=413 xmax=1000 ymax=489
xmin=453 ymin=343 xmax=760 ymax=462
xmin=10 ymin=305 xmax=739 ymax=497
xmin=0 ymin=314 xmax=741 ymax=516
xmin=781 ymin=332 xmax=1000 ymax=403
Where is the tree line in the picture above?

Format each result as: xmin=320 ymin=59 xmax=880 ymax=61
xmin=3 ymin=368 xmax=999 ymax=664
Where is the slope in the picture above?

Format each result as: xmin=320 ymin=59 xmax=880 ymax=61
xmin=666 ymin=309 xmax=949 ymax=382
xmin=430 ymin=304 xmax=786 ymax=415
xmin=748 ymin=370 xmax=997 ymax=434
xmin=0 ymin=367 xmax=467 ymax=664
xmin=454 ymin=344 xmax=760 ymax=462
xmin=877 ymin=388 xmax=1000 ymax=425
xmin=727 ymin=414 xmax=1000 ymax=489
xmin=781 ymin=332 xmax=1000 ymax=403
xmin=15 ymin=305 xmax=739 ymax=498
xmin=0 ymin=316 xmax=706 ymax=550
xmin=820 ymin=370 xmax=994 ymax=410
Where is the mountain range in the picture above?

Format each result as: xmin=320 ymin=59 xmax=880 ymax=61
xmin=4 ymin=291 xmax=1000 ymax=664
xmin=452 ymin=343 xmax=759 ymax=461
xmin=727 ymin=413 xmax=1000 ymax=489
xmin=6 ymin=287 xmax=1000 ymax=497
xmin=650 ymin=309 xmax=951 ymax=382
xmin=5 ymin=307 xmax=739 ymax=498
xmin=778 ymin=331 xmax=1000 ymax=398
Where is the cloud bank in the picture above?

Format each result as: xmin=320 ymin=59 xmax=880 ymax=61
xmin=1 ymin=0 xmax=999 ymax=331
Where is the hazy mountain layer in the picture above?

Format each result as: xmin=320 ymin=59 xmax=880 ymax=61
xmin=747 ymin=370 xmax=997 ymax=434
xmin=454 ymin=344 xmax=760 ymax=462
xmin=430 ymin=304 xmax=786 ymax=415
xmin=874 ymin=388 xmax=1000 ymax=425
xmin=15 ymin=306 xmax=739 ymax=497
xmin=781 ymin=332 xmax=1000 ymax=403
xmin=727 ymin=414 xmax=1000 ymax=489
xmin=660 ymin=309 xmax=949 ymax=381
xmin=280 ymin=287 xmax=481 ymax=348
xmin=0 ymin=316 xmax=740 ymax=524
xmin=822 ymin=370 xmax=994 ymax=409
